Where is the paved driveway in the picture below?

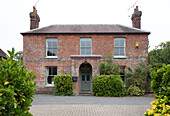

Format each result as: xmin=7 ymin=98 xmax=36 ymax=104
xmin=30 ymin=94 xmax=155 ymax=116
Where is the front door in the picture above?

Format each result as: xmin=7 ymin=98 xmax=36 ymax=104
xmin=81 ymin=74 xmax=91 ymax=91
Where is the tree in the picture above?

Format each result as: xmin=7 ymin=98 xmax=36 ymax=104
xmin=149 ymin=41 xmax=170 ymax=65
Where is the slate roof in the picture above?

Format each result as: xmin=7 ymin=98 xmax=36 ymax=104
xmin=21 ymin=24 xmax=150 ymax=35
xmin=0 ymin=49 xmax=7 ymax=58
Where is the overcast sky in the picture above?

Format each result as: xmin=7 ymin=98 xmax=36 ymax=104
xmin=0 ymin=0 xmax=170 ymax=54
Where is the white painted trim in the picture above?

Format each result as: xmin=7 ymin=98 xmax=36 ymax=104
xmin=45 ymin=56 xmax=58 ymax=59
xmin=113 ymin=56 xmax=127 ymax=59
xmin=71 ymin=55 xmax=101 ymax=57
xmin=45 ymin=84 xmax=55 ymax=87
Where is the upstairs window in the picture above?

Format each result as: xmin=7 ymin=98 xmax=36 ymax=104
xmin=80 ymin=38 xmax=92 ymax=55
xmin=114 ymin=38 xmax=126 ymax=57
xmin=46 ymin=38 xmax=57 ymax=57
xmin=46 ymin=66 xmax=57 ymax=85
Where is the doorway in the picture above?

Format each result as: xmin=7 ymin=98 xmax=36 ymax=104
xmin=79 ymin=62 xmax=92 ymax=93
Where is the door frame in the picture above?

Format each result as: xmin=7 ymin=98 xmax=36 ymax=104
xmin=79 ymin=63 xmax=92 ymax=93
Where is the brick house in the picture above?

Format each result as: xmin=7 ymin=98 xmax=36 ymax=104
xmin=21 ymin=6 xmax=150 ymax=94
xmin=0 ymin=49 xmax=7 ymax=61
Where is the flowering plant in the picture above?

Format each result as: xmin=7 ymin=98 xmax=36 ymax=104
xmin=144 ymin=95 xmax=170 ymax=116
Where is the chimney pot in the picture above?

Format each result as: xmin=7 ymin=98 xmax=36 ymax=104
xmin=131 ymin=6 xmax=142 ymax=29
xmin=30 ymin=7 xmax=40 ymax=30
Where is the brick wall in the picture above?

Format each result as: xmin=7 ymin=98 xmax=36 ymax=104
xmin=23 ymin=33 xmax=149 ymax=93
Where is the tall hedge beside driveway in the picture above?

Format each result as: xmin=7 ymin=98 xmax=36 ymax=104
xmin=54 ymin=75 xmax=73 ymax=96
xmin=93 ymin=75 xmax=126 ymax=97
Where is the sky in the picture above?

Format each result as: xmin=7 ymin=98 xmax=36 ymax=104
xmin=0 ymin=0 xmax=170 ymax=54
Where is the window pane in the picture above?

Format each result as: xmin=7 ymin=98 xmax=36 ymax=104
xmin=114 ymin=48 xmax=119 ymax=55
xmin=114 ymin=39 xmax=119 ymax=46
xmin=119 ymin=48 xmax=125 ymax=55
xmin=81 ymin=48 xmax=85 ymax=55
xmin=82 ymin=75 xmax=85 ymax=81
xmin=53 ymin=40 xmax=57 ymax=47
xmin=86 ymin=41 xmax=91 ymax=47
xmin=81 ymin=41 xmax=86 ymax=47
xmin=53 ymin=67 xmax=57 ymax=75
xmin=47 ymin=49 xmax=53 ymax=56
xmin=119 ymin=39 xmax=125 ymax=47
xmin=86 ymin=48 xmax=91 ymax=55
xmin=53 ymin=49 xmax=57 ymax=56
xmin=47 ymin=40 xmax=53 ymax=47
xmin=47 ymin=76 xmax=53 ymax=84
xmin=87 ymin=75 xmax=90 ymax=81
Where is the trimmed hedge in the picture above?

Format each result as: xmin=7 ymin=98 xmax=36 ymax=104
xmin=0 ymin=48 xmax=36 ymax=116
xmin=54 ymin=75 xmax=73 ymax=96
xmin=93 ymin=75 xmax=126 ymax=97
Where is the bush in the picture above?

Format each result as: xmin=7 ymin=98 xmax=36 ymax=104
xmin=128 ymin=85 xmax=145 ymax=96
xmin=99 ymin=57 xmax=121 ymax=75
xmin=126 ymin=61 xmax=152 ymax=92
xmin=144 ymin=95 xmax=170 ymax=116
xmin=93 ymin=75 xmax=126 ymax=97
xmin=150 ymin=64 xmax=170 ymax=96
xmin=0 ymin=48 xmax=36 ymax=116
xmin=54 ymin=75 xmax=73 ymax=96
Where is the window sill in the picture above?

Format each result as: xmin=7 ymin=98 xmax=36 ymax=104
xmin=45 ymin=56 xmax=58 ymax=59
xmin=113 ymin=56 xmax=127 ymax=59
xmin=45 ymin=85 xmax=55 ymax=87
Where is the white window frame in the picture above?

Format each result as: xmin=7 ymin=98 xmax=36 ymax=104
xmin=114 ymin=38 xmax=126 ymax=58
xmin=45 ymin=66 xmax=57 ymax=87
xmin=80 ymin=38 xmax=92 ymax=55
xmin=46 ymin=38 xmax=58 ymax=58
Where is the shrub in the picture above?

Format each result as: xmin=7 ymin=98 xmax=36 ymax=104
xmin=150 ymin=64 xmax=170 ymax=96
xmin=128 ymin=85 xmax=145 ymax=96
xmin=93 ymin=75 xmax=126 ymax=97
xmin=0 ymin=48 xmax=36 ymax=116
xmin=99 ymin=57 xmax=121 ymax=75
xmin=126 ymin=61 xmax=152 ymax=92
xmin=54 ymin=75 xmax=73 ymax=96
xmin=144 ymin=95 xmax=170 ymax=116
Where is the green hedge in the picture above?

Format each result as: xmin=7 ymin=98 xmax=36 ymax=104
xmin=150 ymin=64 xmax=170 ymax=96
xmin=92 ymin=75 xmax=126 ymax=97
xmin=0 ymin=48 xmax=36 ymax=116
xmin=54 ymin=75 xmax=73 ymax=96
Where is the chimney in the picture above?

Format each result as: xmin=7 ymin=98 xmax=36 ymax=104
xmin=30 ymin=7 xmax=40 ymax=30
xmin=131 ymin=6 xmax=142 ymax=29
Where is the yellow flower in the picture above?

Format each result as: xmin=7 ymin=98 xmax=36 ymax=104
xmin=164 ymin=114 xmax=170 ymax=116
xmin=166 ymin=105 xmax=170 ymax=110
xmin=154 ymin=113 xmax=161 ymax=116
xmin=4 ymin=81 xmax=9 ymax=85
xmin=152 ymin=105 xmax=157 ymax=109
xmin=148 ymin=109 xmax=154 ymax=115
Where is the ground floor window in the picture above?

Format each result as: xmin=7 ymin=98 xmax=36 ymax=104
xmin=46 ymin=66 xmax=57 ymax=85
xmin=119 ymin=66 xmax=126 ymax=84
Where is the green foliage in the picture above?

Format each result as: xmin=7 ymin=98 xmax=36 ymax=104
xmin=144 ymin=95 xmax=170 ymax=116
xmin=0 ymin=48 xmax=36 ymax=116
xmin=126 ymin=61 xmax=152 ymax=92
xmin=93 ymin=75 xmax=126 ymax=97
xmin=128 ymin=85 xmax=145 ymax=96
xmin=54 ymin=75 xmax=73 ymax=96
xmin=149 ymin=41 xmax=170 ymax=65
xmin=99 ymin=58 xmax=121 ymax=75
xmin=150 ymin=64 xmax=170 ymax=96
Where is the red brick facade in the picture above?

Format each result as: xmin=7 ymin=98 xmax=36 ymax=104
xmin=23 ymin=33 xmax=149 ymax=94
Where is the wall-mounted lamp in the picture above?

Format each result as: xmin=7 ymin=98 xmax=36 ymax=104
xmin=135 ymin=42 xmax=139 ymax=48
